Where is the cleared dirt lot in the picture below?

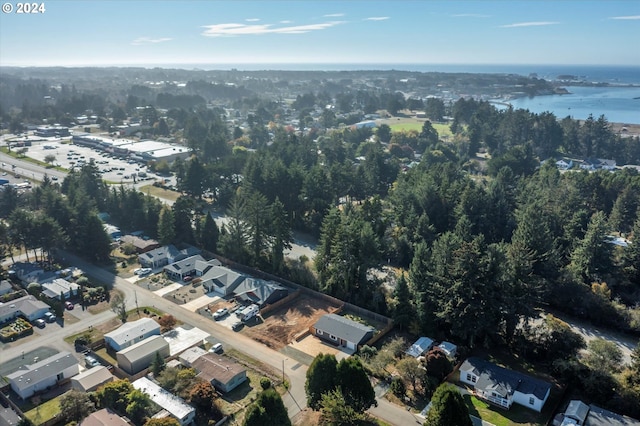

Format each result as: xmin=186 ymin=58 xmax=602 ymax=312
xmin=242 ymin=294 xmax=341 ymax=350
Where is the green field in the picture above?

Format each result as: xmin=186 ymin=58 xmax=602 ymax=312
xmin=24 ymin=395 xmax=62 ymax=424
xmin=388 ymin=122 xmax=454 ymax=139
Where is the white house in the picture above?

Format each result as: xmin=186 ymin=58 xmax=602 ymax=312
xmin=132 ymin=377 xmax=195 ymax=426
xmin=555 ymin=159 xmax=573 ymax=170
xmin=104 ymin=317 xmax=161 ymax=351
xmin=7 ymin=351 xmax=79 ymax=399
xmin=406 ymin=337 xmax=434 ymax=358
xmin=41 ymin=278 xmax=80 ymax=300
xmin=0 ymin=294 xmax=50 ymax=323
xmin=460 ymin=357 xmax=551 ymax=412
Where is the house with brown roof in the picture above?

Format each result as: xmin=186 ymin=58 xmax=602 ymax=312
xmin=192 ymin=353 xmax=247 ymax=393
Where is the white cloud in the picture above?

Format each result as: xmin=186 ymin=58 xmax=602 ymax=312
xmin=324 ymin=13 xmax=344 ymax=17
xmin=364 ymin=17 xmax=389 ymax=21
xmin=131 ymin=37 xmax=172 ymax=46
xmin=246 ymin=18 xmax=260 ymax=22
xmin=452 ymin=13 xmax=491 ymax=18
xmin=609 ymin=15 xmax=640 ymax=20
xmin=202 ymin=21 xmax=346 ymax=37
xmin=500 ymin=21 xmax=559 ymax=28
xmin=280 ymin=20 xmax=292 ymax=24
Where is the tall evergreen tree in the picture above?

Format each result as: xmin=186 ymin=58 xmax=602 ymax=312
xmin=157 ymin=207 xmax=175 ymax=246
xmin=200 ymin=212 xmax=220 ymax=253
xmin=305 ymin=353 xmax=338 ymax=410
xmin=392 ymin=273 xmax=413 ymax=331
xmin=424 ymin=384 xmax=472 ymax=426
xmin=336 ymin=357 xmax=376 ymax=413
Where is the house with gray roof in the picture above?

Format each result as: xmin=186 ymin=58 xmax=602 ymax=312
xmin=198 ymin=265 xmax=288 ymax=307
xmin=138 ymin=245 xmax=201 ymax=269
xmin=0 ymin=294 xmax=50 ymax=323
xmin=116 ymin=335 xmax=169 ymax=375
xmin=9 ymin=262 xmax=45 ymax=284
xmin=199 ymin=265 xmax=245 ymax=295
xmin=232 ymin=278 xmax=288 ymax=307
xmin=7 ymin=351 xmax=79 ymax=399
xmin=311 ymin=314 xmax=375 ymax=351
xmin=460 ymin=357 xmax=551 ymax=412
xmin=552 ymin=400 xmax=640 ymax=426
xmin=104 ymin=317 xmax=160 ymax=351
xmin=120 ymin=235 xmax=160 ymax=254
xmin=163 ymin=255 xmax=206 ymax=280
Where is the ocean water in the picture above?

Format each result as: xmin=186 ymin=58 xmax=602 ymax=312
xmin=173 ymin=62 xmax=640 ymax=124
xmin=502 ymin=86 xmax=640 ymax=125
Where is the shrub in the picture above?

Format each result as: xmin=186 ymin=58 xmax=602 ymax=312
xmin=260 ymin=377 xmax=272 ymax=390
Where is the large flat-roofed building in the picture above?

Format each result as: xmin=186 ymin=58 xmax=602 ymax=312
xmin=116 ymin=335 xmax=169 ymax=375
xmin=35 ymin=126 xmax=70 ymax=138
xmin=132 ymin=377 xmax=195 ymax=425
xmin=72 ymin=133 xmax=191 ymax=163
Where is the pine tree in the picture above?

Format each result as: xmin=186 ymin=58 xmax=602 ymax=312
xmin=305 ymin=353 xmax=338 ymax=410
xmin=424 ymin=384 xmax=472 ymax=426
xmin=157 ymin=207 xmax=175 ymax=245
xmin=392 ymin=273 xmax=413 ymax=331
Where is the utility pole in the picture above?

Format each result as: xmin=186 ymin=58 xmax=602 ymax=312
xmin=135 ymin=290 xmax=139 ymax=315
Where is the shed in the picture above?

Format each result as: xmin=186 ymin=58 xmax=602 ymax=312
xmin=406 ymin=337 xmax=434 ymax=358
xmin=71 ymin=366 xmax=114 ymax=392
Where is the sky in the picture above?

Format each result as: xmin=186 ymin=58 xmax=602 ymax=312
xmin=0 ymin=1 xmax=639 ymax=68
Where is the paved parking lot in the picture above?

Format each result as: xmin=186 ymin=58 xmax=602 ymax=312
xmin=22 ymin=138 xmax=157 ymax=184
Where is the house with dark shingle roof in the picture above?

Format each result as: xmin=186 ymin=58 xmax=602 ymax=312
xmin=460 ymin=357 xmax=551 ymax=412
xmin=311 ymin=314 xmax=375 ymax=351
xmin=138 ymin=244 xmax=201 ymax=269
xmin=163 ymin=254 xmax=206 ymax=280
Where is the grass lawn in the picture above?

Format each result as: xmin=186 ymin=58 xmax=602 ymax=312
xmin=24 ymin=395 xmax=62 ymax=424
xmin=464 ymin=394 xmax=547 ymax=426
xmin=138 ymin=184 xmax=182 ymax=202
xmin=388 ymin=121 xmax=454 ymax=139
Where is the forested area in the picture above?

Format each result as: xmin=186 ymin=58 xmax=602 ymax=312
xmin=2 ymin=72 xmax=640 ymax=417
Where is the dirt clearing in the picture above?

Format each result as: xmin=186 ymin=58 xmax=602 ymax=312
xmin=242 ymin=294 xmax=341 ymax=350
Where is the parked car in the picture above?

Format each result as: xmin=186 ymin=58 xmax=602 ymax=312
xmin=232 ymin=321 xmax=244 ymax=331
xmin=65 ymin=301 xmax=74 ymax=310
xmin=209 ymin=343 xmax=223 ymax=353
xmin=84 ymin=355 xmax=101 ymax=368
xmin=44 ymin=312 xmax=56 ymax=322
xmin=183 ymin=275 xmax=193 ymax=282
xmin=213 ymin=308 xmax=228 ymax=320
xmin=135 ymin=267 xmax=152 ymax=276
xmin=34 ymin=319 xmax=46 ymax=328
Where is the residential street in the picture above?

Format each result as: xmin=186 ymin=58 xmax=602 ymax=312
xmin=1 ymin=249 xmax=427 ymax=424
